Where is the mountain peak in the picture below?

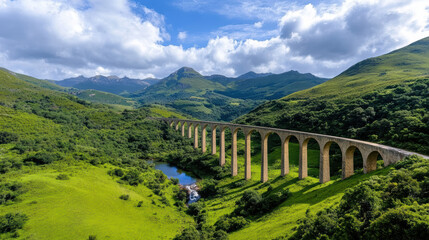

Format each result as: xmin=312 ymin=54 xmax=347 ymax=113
xmin=177 ymin=67 xmax=199 ymax=74
xmin=170 ymin=67 xmax=202 ymax=79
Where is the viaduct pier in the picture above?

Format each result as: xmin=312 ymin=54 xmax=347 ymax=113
xmin=152 ymin=118 xmax=428 ymax=183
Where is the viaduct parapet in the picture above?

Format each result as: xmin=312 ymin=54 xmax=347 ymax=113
xmin=152 ymin=118 xmax=428 ymax=183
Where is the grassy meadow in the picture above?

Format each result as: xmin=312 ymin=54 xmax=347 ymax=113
xmin=0 ymin=155 xmax=193 ymax=239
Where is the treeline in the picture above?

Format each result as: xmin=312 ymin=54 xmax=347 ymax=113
xmin=238 ymin=78 xmax=429 ymax=155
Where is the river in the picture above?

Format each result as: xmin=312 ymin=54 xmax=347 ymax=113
xmin=151 ymin=161 xmax=200 ymax=204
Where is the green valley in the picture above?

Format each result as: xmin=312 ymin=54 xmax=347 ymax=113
xmin=1 ymin=1 xmax=429 ymax=240
xmin=0 ymin=30 xmax=428 ymax=240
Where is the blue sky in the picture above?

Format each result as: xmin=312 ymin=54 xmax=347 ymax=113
xmin=0 ymin=0 xmax=428 ymax=79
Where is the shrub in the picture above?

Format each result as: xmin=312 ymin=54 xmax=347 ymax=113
xmin=56 ymin=174 xmax=70 ymax=180
xmin=155 ymin=170 xmax=167 ymax=183
xmin=160 ymin=196 xmax=170 ymax=206
xmin=175 ymin=188 xmax=188 ymax=203
xmin=88 ymin=235 xmax=97 ymax=240
xmin=215 ymin=215 xmax=248 ymax=232
xmin=234 ymin=190 xmax=263 ymax=216
xmin=0 ymin=182 xmax=24 ymax=205
xmin=232 ymin=180 xmax=247 ymax=188
xmin=119 ymin=194 xmax=130 ymax=200
xmin=0 ymin=213 xmax=28 ymax=233
xmin=170 ymin=177 xmax=180 ymax=185
xmin=199 ymin=179 xmax=219 ymax=198
xmin=108 ymin=168 xmax=124 ymax=177
xmin=137 ymin=201 xmax=143 ymax=207
xmin=213 ymin=230 xmax=228 ymax=240
xmin=0 ymin=158 xmax=22 ymax=173
xmin=263 ymin=190 xmax=290 ymax=210
xmin=173 ymin=226 xmax=201 ymax=240
xmin=0 ymin=132 xmax=18 ymax=144
xmin=121 ymin=169 xmax=143 ymax=186
xmin=24 ymin=152 xmax=61 ymax=165
xmin=187 ymin=202 xmax=204 ymax=216
xmin=234 ymin=189 xmax=290 ymax=217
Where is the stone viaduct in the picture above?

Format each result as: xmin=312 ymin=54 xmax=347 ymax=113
xmin=153 ymin=118 xmax=428 ymax=183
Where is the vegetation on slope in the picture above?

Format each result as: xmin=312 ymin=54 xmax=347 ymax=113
xmin=237 ymin=37 xmax=429 ymax=155
xmin=286 ymin=37 xmax=429 ymax=100
xmin=238 ymin=78 xmax=429 ymax=155
xmin=134 ymin=67 xmax=260 ymax=121
xmin=289 ymin=155 xmax=429 ymax=240
xmin=55 ymin=75 xmax=155 ymax=95
xmin=219 ymin=71 xmax=327 ymax=100
xmin=0 ymin=69 xmax=214 ymax=238
xmin=133 ymin=67 xmax=327 ymax=121
xmin=67 ymin=89 xmax=137 ymax=107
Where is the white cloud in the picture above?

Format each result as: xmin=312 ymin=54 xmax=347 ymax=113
xmin=280 ymin=0 xmax=429 ymax=62
xmin=178 ymin=31 xmax=187 ymax=40
xmin=0 ymin=0 xmax=428 ymax=80
xmin=254 ymin=22 xmax=263 ymax=28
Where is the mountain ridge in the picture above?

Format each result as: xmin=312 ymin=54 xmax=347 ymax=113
xmin=132 ymin=67 xmax=327 ymax=120
xmin=55 ymin=75 xmax=159 ymax=95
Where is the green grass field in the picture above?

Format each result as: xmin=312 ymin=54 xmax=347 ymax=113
xmin=0 ymin=158 xmax=193 ymax=239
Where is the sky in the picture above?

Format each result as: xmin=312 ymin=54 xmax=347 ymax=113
xmin=0 ymin=0 xmax=428 ymax=80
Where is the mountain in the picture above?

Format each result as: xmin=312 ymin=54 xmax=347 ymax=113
xmin=133 ymin=67 xmax=327 ymax=121
xmin=0 ymin=47 xmax=427 ymax=240
xmin=236 ymin=71 xmax=272 ymax=80
xmin=236 ymin=36 xmax=429 ymax=155
xmin=220 ymin=70 xmax=328 ymax=100
xmin=132 ymin=67 xmax=254 ymax=121
xmin=55 ymin=75 xmax=159 ymax=95
xmin=285 ymin=37 xmax=429 ymax=100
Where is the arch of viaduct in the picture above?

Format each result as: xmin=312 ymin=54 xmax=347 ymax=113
xmin=153 ymin=118 xmax=428 ymax=183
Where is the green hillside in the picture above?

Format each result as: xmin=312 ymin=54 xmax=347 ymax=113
xmin=68 ymin=89 xmax=137 ymax=108
xmin=220 ymin=71 xmax=328 ymax=100
xmin=237 ymin=37 xmax=429 ymax=155
xmin=0 ymin=56 xmax=428 ymax=240
xmin=0 ymin=69 xmax=212 ymax=239
xmin=286 ymin=37 xmax=429 ymax=100
xmin=134 ymin=67 xmax=327 ymax=121
xmin=134 ymin=67 xmax=261 ymax=121
xmin=0 ymin=161 xmax=193 ymax=239
xmin=2 ymin=68 xmax=65 ymax=92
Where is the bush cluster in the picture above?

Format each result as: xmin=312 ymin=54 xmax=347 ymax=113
xmin=0 ymin=132 xmax=18 ymax=144
xmin=0 ymin=212 xmax=28 ymax=235
xmin=119 ymin=194 xmax=130 ymax=200
xmin=0 ymin=182 xmax=24 ymax=205
xmin=290 ymin=155 xmax=429 ymax=240
xmin=56 ymin=174 xmax=70 ymax=180
xmin=233 ymin=189 xmax=290 ymax=217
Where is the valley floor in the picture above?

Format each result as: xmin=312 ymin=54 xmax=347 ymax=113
xmin=0 ymin=140 xmax=392 ymax=240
